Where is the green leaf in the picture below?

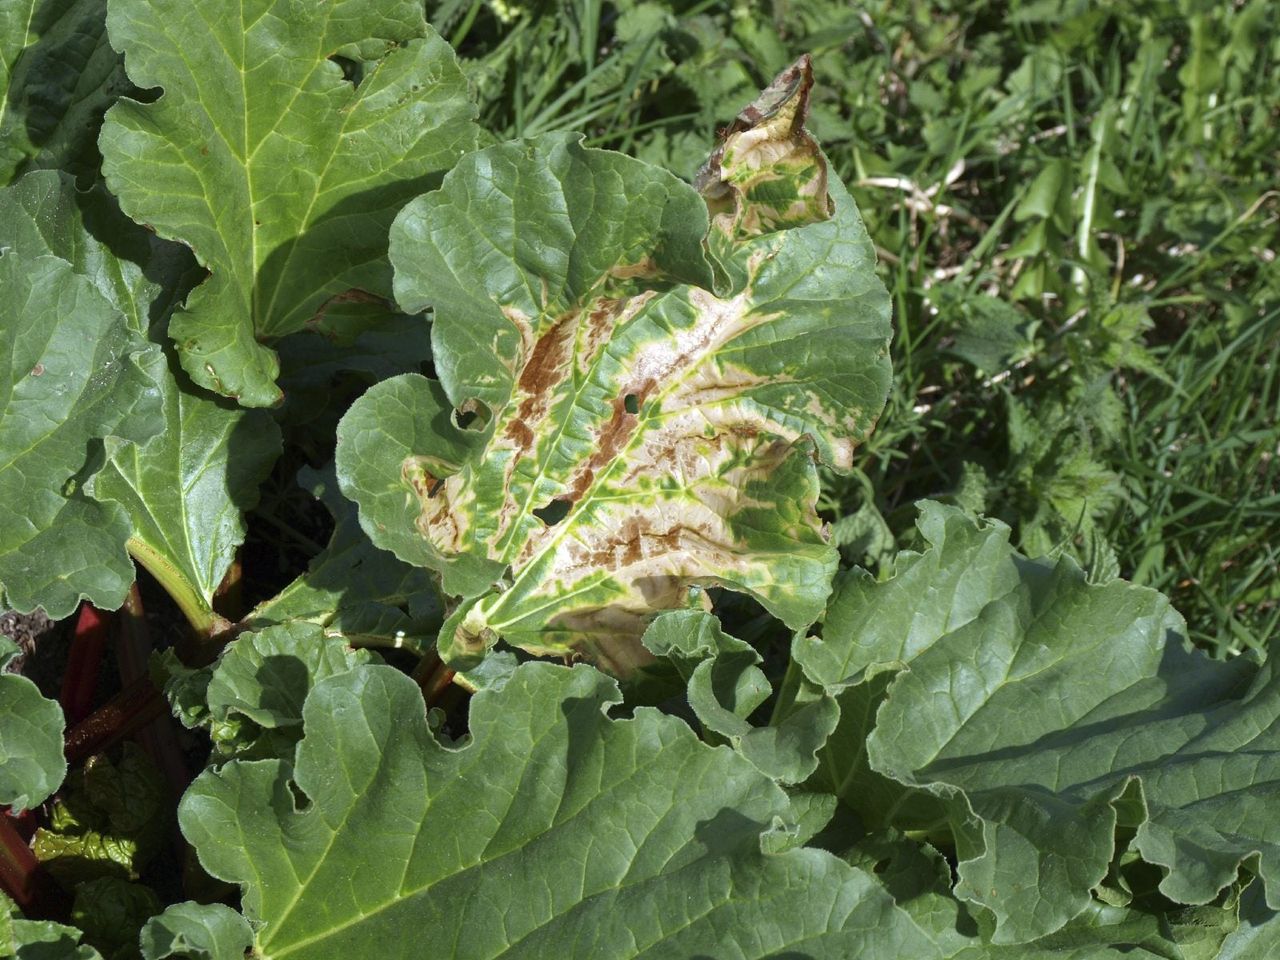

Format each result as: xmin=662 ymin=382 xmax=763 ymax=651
xmin=1 ymin=891 xmax=103 ymax=960
xmin=0 ymin=635 xmax=66 ymax=812
xmin=244 ymin=465 xmax=442 ymax=650
xmin=641 ymin=609 xmax=838 ymax=783
xmin=88 ymin=365 xmax=282 ymax=629
xmin=99 ymin=0 xmax=483 ymax=407
xmin=179 ymin=662 xmax=954 ymax=959
xmin=339 ymin=78 xmax=888 ymax=671
xmin=0 ymin=0 xmax=126 ymax=184
xmin=0 ymin=247 xmax=163 ymax=618
xmin=203 ymin=621 xmax=374 ymax=760
xmin=139 ymin=903 xmax=253 ymax=960
xmin=70 ymin=877 xmax=160 ymax=960
xmin=1218 ymin=880 xmax=1280 ymax=960
xmin=0 ymin=170 xmax=193 ymax=332
xmin=2 ymin=169 xmax=279 ymax=631
xmin=33 ymin=743 xmax=168 ymax=885
xmin=803 ymin=503 xmax=1280 ymax=944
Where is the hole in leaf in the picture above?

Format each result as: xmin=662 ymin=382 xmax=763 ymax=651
xmin=329 ymin=55 xmax=363 ymax=87
xmin=533 ymin=499 xmax=571 ymax=527
xmin=452 ymin=399 xmax=491 ymax=431
xmin=624 ymin=393 xmax=640 ymax=414
xmin=287 ymin=779 xmax=312 ymax=812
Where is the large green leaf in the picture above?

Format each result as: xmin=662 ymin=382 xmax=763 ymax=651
xmin=99 ymin=0 xmax=483 ymax=407
xmin=0 ymin=635 xmax=66 ymax=812
xmin=179 ymin=661 xmax=956 ymax=959
xmin=798 ymin=503 xmax=1280 ymax=944
xmin=0 ymin=247 xmax=163 ymax=617
xmin=2 ymin=169 xmax=280 ymax=629
xmin=0 ymin=0 xmax=126 ymax=184
xmin=338 ymin=62 xmax=890 ymax=672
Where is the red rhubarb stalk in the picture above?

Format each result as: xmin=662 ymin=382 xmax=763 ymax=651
xmin=59 ymin=603 xmax=112 ymax=726
xmin=0 ymin=813 xmax=38 ymax=908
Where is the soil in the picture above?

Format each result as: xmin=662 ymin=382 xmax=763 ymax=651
xmin=0 ymin=609 xmax=67 ymax=700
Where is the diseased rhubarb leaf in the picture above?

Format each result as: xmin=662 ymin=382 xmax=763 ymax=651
xmin=800 ymin=502 xmax=1280 ymax=944
xmin=245 ymin=466 xmax=442 ymax=650
xmin=0 ymin=247 xmax=163 ymax=618
xmin=180 ymin=662 xmax=956 ymax=959
xmin=641 ymin=609 xmax=837 ymax=783
xmin=0 ymin=635 xmax=66 ymax=812
xmin=338 ymin=61 xmax=890 ymax=672
xmin=0 ymin=0 xmax=126 ymax=184
xmin=99 ymin=0 xmax=484 ymax=407
xmin=2 ymin=169 xmax=281 ymax=629
xmin=139 ymin=903 xmax=253 ymax=960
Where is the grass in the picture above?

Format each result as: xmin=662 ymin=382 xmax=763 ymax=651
xmin=434 ymin=0 xmax=1280 ymax=655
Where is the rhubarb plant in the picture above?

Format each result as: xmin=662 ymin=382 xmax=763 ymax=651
xmin=0 ymin=2 xmax=1277 ymax=958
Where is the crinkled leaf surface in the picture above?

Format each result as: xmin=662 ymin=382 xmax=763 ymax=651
xmin=33 ymin=742 xmax=168 ymax=885
xmin=339 ymin=67 xmax=889 ymax=671
xmin=246 ymin=466 xmax=441 ymax=650
xmin=139 ymin=903 xmax=253 ymax=960
xmin=70 ymin=876 xmax=160 ymax=959
xmin=99 ymin=0 xmax=483 ymax=406
xmin=798 ymin=503 xmax=1280 ymax=944
xmin=2 ymin=169 xmax=280 ymax=627
xmin=0 ymin=635 xmax=66 ymax=812
xmin=641 ymin=609 xmax=837 ymax=783
xmin=180 ymin=662 xmax=953 ymax=959
xmin=0 ymin=0 xmax=126 ymax=184
xmin=0 ymin=245 xmax=162 ymax=617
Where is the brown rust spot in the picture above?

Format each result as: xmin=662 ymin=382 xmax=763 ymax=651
xmin=503 ymin=312 xmax=578 ymax=454
xmin=564 ymin=378 xmax=654 ymax=501
xmin=608 ymin=257 xmax=660 ymax=281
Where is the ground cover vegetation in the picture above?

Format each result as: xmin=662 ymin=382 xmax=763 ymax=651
xmin=0 ymin=0 xmax=1277 ymax=957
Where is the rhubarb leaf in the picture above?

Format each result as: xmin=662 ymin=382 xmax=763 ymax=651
xmin=99 ymin=0 xmax=483 ymax=406
xmin=88 ymin=369 xmax=281 ymax=627
xmin=641 ymin=609 xmax=838 ymax=783
xmin=0 ymin=635 xmax=66 ymax=812
xmin=33 ymin=743 xmax=168 ymax=885
xmin=0 ymin=892 xmax=103 ymax=960
xmin=244 ymin=466 xmax=441 ymax=650
xmin=2 ymin=169 xmax=281 ymax=629
xmin=139 ymin=903 xmax=253 ymax=960
xmin=338 ymin=63 xmax=889 ymax=671
xmin=0 ymin=0 xmax=126 ymax=184
xmin=203 ymin=622 xmax=374 ymax=760
xmin=179 ymin=662 xmax=952 ymax=959
xmin=803 ymin=503 xmax=1280 ymax=944
xmin=0 ymin=248 xmax=163 ymax=618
